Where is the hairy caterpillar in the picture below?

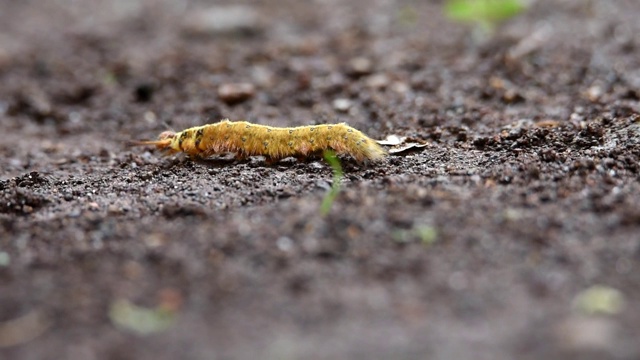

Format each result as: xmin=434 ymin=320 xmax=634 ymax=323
xmin=131 ymin=119 xmax=387 ymax=163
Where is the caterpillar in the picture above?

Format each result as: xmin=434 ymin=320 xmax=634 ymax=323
xmin=131 ymin=119 xmax=387 ymax=164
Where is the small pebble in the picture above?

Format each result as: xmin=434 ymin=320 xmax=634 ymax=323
xmin=391 ymin=81 xmax=409 ymax=94
xmin=218 ymin=83 xmax=256 ymax=105
xmin=587 ymin=85 xmax=603 ymax=102
xmin=502 ymin=89 xmax=524 ymax=103
xmin=107 ymin=204 xmax=121 ymax=215
xmin=332 ymin=98 xmax=352 ymax=112
xmin=556 ymin=316 xmax=617 ymax=352
xmin=251 ymin=66 xmax=275 ymax=87
xmin=276 ymin=237 xmax=294 ymax=253
xmin=366 ymin=73 xmax=389 ymax=89
xmin=348 ymin=57 xmax=373 ymax=76
xmin=182 ymin=5 xmax=261 ymax=37
xmin=144 ymin=111 xmax=157 ymax=124
xmin=0 ymin=252 xmax=10 ymax=267
xmin=144 ymin=234 xmax=165 ymax=249
xmin=68 ymin=208 xmax=82 ymax=218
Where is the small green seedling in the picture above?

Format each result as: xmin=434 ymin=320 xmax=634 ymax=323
xmin=109 ymin=299 xmax=176 ymax=335
xmin=573 ymin=285 xmax=625 ymax=315
xmin=320 ymin=150 xmax=344 ymax=216
xmin=445 ymin=0 xmax=527 ymax=34
xmin=415 ymin=225 xmax=438 ymax=245
xmin=0 ymin=251 xmax=10 ymax=267
xmin=392 ymin=224 xmax=438 ymax=246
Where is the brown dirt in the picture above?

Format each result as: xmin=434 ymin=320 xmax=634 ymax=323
xmin=1 ymin=0 xmax=640 ymax=359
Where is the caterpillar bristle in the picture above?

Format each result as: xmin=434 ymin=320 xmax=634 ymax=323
xmin=132 ymin=120 xmax=387 ymax=165
xmin=127 ymin=130 xmax=176 ymax=151
xmin=127 ymin=139 xmax=172 ymax=148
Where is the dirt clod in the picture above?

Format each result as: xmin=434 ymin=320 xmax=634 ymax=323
xmin=217 ymin=83 xmax=256 ymax=105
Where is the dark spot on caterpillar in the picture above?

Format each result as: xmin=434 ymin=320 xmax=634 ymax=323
xmin=309 ymin=139 xmax=315 ymax=144
xmin=242 ymin=136 xmax=247 ymax=142
xmin=263 ymin=141 xmax=269 ymax=148
xmin=288 ymin=141 xmax=294 ymax=148
xmin=246 ymin=125 xmax=251 ymax=129
xmin=195 ymin=129 xmax=204 ymax=148
xmin=179 ymin=131 xmax=188 ymax=147
xmin=328 ymin=126 xmax=333 ymax=130
xmin=224 ymin=135 xmax=230 ymax=140
xmin=227 ymin=123 xmax=232 ymax=128
xmin=327 ymin=136 xmax=332 ymax=140
xmin=289 ymin=129 xmax=294 ymax=134
xmin=267 ymin=128 xmax=272 ymax=132
xmin=347 ymin=129 xmax=353 ymax=133
xmin=310 ymin=127 xmax=316 ymax=132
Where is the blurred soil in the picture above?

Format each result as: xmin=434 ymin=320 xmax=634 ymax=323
xmin=1 ymin=0 xmax=640 ymax=359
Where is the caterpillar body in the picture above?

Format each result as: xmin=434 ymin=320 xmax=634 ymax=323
xmin=132 ymin=119 xmax=387 ymax=163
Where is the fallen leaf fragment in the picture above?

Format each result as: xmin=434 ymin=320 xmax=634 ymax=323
xmin=535 ymin=119 xmax=561 ymax=128
xmin=377 ymin=134 xmax=406 ymax=146
xmin=572 ymin=285 xmax=625 ymax=315
xmin=377 ymin=134 xmax=428 ymax=155
xmin=181 ymin=5 xmax=262 ymax=38
xmin=0 ymin=310 xmax=51 ymax=348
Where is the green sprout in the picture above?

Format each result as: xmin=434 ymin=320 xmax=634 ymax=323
xmin=320 ymin=150 xmax=344 ymax=216
xmin=573 ymin=285 xmax=625 ymax=315
xmin=392 ymin=224 xmax=438 ymax=246
xmin=109 ymin=299 xmax=176 ymax=335
xmin=415 ymin=225 xmax=438 ymax=246
xmin=0 ymin=251 xmax=10 ymax=267
xmin=445 ymin=0 xmax=527 ymax=34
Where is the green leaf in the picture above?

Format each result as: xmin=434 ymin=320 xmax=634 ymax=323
xmin=0 ymin=252 xmax=10 ymax=267
xmin=415 ymin=225 xmax=438 ymax=246
xmin=445 ymin=0 xmax=526 ymax=24
xmin=320 ymin=150 xmax=344 ymax=216
xmin=109 ymin=299 xmax=176 ymax=335
xmin=573 ymin=285 xmax=625 ymax=315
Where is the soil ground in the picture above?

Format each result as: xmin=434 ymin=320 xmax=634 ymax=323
xmin=1 ymin=0 xmax=640 ymax=359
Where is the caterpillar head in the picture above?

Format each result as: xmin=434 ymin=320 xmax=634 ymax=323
xmin=158 ymin=131 xmax=176 ymax=141
xmin=129 ymin=130 xmax=179 ymax=154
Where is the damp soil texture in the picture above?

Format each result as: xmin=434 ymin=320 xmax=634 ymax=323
xmin=1 ymin=0 xmax=640 ymax=359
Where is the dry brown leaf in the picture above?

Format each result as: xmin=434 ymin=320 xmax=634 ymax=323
xmin=377 ymin=135 xmax=428 ymax=155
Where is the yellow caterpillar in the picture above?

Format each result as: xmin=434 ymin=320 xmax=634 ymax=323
xmin=132 ymin=119 xmax=387 ymax=163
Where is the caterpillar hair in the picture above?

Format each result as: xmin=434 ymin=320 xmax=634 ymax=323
xmin=131 ymin=119 xmax=387 ymax=164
